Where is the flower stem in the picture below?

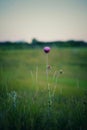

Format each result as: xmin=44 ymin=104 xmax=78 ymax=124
xmin=46 ymin=54 xmax=52 ymax=109
xmin=46 ymin=53 xmax=48 ymax=81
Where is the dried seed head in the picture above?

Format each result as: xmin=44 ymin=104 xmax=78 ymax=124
xmin=47 ymin=65 xmax=51 ymax=70
xmin=59 ymin=69 xmax=63 ymax=74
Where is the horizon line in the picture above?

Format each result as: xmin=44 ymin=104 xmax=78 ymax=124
xmin=0 ymin=39 xmax=87 ymax=43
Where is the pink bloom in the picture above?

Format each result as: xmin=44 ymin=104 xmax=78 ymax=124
xmin=44 ymin=46 xmax=51 ymax=53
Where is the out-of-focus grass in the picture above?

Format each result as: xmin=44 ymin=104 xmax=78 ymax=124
xmin=0 ymin=47 xmax=87 ymax=130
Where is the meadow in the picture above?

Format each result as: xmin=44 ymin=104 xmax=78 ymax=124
xmin=0 ymin=47 xmax=87 ymax=130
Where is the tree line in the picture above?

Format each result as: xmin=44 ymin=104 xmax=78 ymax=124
xmin=0 ymin=39 xmax=87 ymax=49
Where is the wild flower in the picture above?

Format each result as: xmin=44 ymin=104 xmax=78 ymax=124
xmin=44 ymin=46 xmax=50 ymax=53
xmin=30 ymin=46 xmax=63 ymax=111
xmin=8 ymin=91 xmax=17 ymax=108
xmin=43 ymin=47 xmax=51 ymax=108
xmin=43 ymin=46 xmax=63 ymax=109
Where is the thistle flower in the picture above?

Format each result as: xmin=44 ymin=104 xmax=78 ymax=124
xmin=43 ymin=46 xmax=52 ymax=110
xmin=44 ymin=46 xmax=51 ymax=53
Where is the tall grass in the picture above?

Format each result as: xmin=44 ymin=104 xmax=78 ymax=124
xmin=0 ymin=47 xmax=87 ymax=130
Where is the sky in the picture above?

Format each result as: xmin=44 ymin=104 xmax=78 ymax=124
xmin=0 ymin=0 xmax=87 ymax=43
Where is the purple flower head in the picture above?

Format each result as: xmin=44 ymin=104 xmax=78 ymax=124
xmin=44 ymin=46 xmax=51 ymax=53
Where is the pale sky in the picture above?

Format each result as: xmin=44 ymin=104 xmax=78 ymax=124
xmin=0 ymin=0 xmax=87 ymax=42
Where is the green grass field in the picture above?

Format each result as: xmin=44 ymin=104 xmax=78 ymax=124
xmin=0 ymin=47 xmax=87 ymax=130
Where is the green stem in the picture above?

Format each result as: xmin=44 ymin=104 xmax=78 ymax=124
xmin=46 ymin=54 xmax=52 ymax=108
